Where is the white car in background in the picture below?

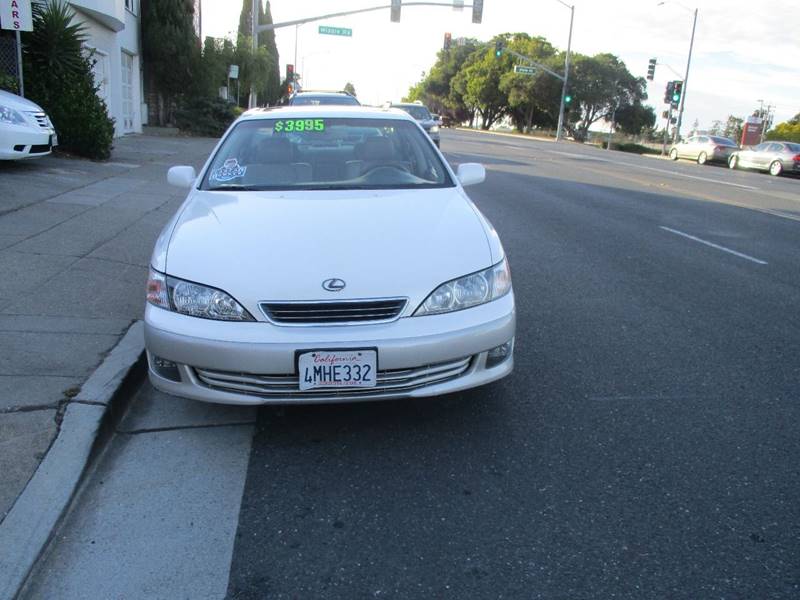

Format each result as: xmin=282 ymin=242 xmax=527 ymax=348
xmin=0 ymin=89 xmax=57 ymax=160
xmin=145 ymin=105 xmax=515 ymax=405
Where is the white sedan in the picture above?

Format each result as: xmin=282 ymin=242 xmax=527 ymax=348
xmin=145 ymin=106 xmax=515 ymax=405
xmin=0 ymin=90 xmax=57 ymax=160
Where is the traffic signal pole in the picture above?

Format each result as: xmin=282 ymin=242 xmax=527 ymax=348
xmin=555 ymin=3 xmax=574 ymax=142
xmin=673 ymin=7 xmax=697 ymax=143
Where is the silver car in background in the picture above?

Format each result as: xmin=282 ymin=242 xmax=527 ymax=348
xmin=729 ymin=141 xmax=800 ymax=176
xmin=669 ymin=135 xmax=738 ymax=165
xmin=387 ymin=102 xmax=441 ymax=147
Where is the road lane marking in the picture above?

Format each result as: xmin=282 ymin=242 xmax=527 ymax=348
xmin=626 ymin=164 xmax=760 ymax=190
xmin=659 ymin=226 xmax=768 ymax=265
xmin=550 ymin=150 xmax=761 ymax=190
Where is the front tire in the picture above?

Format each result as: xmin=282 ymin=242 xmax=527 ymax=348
xmin=769 ymin=160 xmax=783 ymax=176
xmin=697 ymin=151 xmax=707 ymax=165
xmin=669 ymin=148 xmax=679 ymax=161
xmin=729 ymin=155 xmax=738 ymax=169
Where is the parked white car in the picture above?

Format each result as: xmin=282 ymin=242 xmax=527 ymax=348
xmin=0 ymin=89 xmax=57 ymax=160
xmin=145 ymin=105 xmax=515 ymax=405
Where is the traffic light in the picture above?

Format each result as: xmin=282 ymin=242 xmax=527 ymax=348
xmin=664 ymin=80 xmax=674 ymax=104
xmin=672 ymin=81 xmax=683 ymax=107
xmin=472 ymin=0 xmax=483 ymax=24
xmin=494 ymin=39 xmax=504 ymax=57
xmin=564 ymin=94 xmax=572 ymax=105
xmin=443 ymin=32 xmax=452 ymax=51
xmin=286 ymin=64 xmax=294 ymax=82
xmin=390 ymin=0 xmax=401 ymax=22
xmin=647 ymin=58 xmax=657 ymax=81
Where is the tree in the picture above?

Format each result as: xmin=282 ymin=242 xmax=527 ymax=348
xmin=236 ymin=0 xmax=281 ymax=107
xmin=451 ymin=37 xmax=512 ymax=129
xmin=498 ymin=34 xmax=561 ymax=132
xmin=766 ymin=112 xmax=800 ymax=143
xmin=615 ymin=102 xmax=656 ymax=137
xmin=564 ymin=53 xmax=647 ymax=142
xmin=722 ymin=115 xmax=743 ymax=142
xmin=141 ymin=0 xmax=198 ymax=125
xmin=404 ymin=38 xmax=481 ymax=125
xmin=344 ymin=82 xmax=357 ymax=97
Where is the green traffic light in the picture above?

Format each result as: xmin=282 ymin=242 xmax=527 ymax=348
xmin=564 ymin=95 xmax=572 ymax=104
xmin=672 ymin=93 xmax=680 ymax=101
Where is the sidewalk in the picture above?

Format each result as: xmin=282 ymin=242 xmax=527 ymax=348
xmin=0 ymin=134 xmax=217 ymax=523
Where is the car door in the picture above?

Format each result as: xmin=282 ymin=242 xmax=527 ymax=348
xmin=692 ymin=136 xmax=710 ymax=160
xmin=746 ymin=143 xmax=771 ymax=168
xmin=765 ymin=143 xmax=785 ymax=168
xmin=678 ymin=137 xmax=696 ymax=159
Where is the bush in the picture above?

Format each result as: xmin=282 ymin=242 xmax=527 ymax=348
xmin=174 ymin=97 xmax=240 ymax=137
xmin=22 ymin=1 xmax=115 ymax=160
xmin=601 ymin=141 xmax=660 ymax=155
xmin=0 ymin=72 xmax=19 ymax=94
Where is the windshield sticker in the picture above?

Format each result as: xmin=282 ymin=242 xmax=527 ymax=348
xmin=274 ymin=119 xmax=325 ymax=133
xmin=210 ymin=158 xmax=247 ymax=182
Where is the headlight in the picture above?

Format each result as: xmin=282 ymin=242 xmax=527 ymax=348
xmin=429 ymin=125 xmax=440 ymax=133
xmin=0 ymin=104 xmax=26 ymax=125
xmin=146 ymin=267 xmax=254 ymax=321
xmin=415 ymin=257 xmax=511 ymax=316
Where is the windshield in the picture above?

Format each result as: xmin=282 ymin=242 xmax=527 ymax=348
xmin=201 ymin=117 xmax=453 ymax=191
xmin=710 ymin=136 xmax=737 ymax=146
xmin=397 ymin=105 xmax=432 ymax=120
xmin=290 ymin=95 xmax=359 ymax=106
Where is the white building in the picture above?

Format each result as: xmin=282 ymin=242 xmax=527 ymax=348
xmin=69 ymin=0 xmax=143 ymax=136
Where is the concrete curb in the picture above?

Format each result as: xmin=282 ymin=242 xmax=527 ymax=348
xmin=0 ymin=322 xmax=145 ymax=600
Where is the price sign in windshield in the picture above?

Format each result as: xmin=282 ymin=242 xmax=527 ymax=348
xmin=274 ymin=119 xmax=326 ymax=133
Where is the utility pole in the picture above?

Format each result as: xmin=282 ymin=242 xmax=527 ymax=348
xmin=555 ymin=2 xmax=574 ymax=142
xmin=674 ymin=7 xmax=697 ymax=143
xmin=15 ymin=31 xmax=24 ymax=97
xmin=249 ymin=0 xmax=258 ymax=108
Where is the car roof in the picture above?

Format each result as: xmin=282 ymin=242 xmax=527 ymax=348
xmin=293 ymin=91 xmax=353 ymax=97
xmin=240 ymin=105 xmax=416 ymax=122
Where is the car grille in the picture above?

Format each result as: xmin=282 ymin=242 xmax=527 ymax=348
xmin=193 ymin=356 xmax=472 ymax=398
xmin=260 ymin=299 xmax=407 ymax=325
xmin=28 ymin=112 xmax=50 ymax=129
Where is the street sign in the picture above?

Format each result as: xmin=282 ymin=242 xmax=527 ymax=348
xmin=513 ymin=65 xmax=536 ymax=75
xmin=0 ymin=0 xmax=32 ymax=31
xmin=228 ymin=65 xmax=239 ymax=79
xmin=318 ymin=25 xmax=352 ymax=36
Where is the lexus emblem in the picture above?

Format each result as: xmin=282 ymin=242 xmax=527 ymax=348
xmin=322 ymin=278 xmax=346 ymax=292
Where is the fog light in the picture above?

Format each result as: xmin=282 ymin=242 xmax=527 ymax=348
xmin=486 ymin=340 xmax=513 ymax=368
xmin=149 ymin=354 xmax=181 ymax=382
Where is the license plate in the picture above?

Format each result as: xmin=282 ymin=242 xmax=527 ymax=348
xmin=298 ymin=349 xmax=377 ymax=391
xmin=50 ymin=134 xmax=58 ymax=147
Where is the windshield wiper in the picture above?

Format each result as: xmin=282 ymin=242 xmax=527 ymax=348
xmin=207 ymin=184 xmax=261 ymax=191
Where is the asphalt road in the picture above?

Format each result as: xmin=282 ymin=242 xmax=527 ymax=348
xmin=27 ymin=130 xmax=800 ymax=600
xmin=227 ymin=131 xmax=800 ymax=599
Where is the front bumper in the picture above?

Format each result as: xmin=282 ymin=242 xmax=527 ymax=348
xmin=0 ymin=123 xmax=56 ymax=160
xmin=144 ymin=292 xmax=515 ymax=405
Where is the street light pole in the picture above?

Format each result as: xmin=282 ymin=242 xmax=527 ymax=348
xmin=672 ymin=5 xmax=697 ymax=143
xmin=555 ymin=2 xmax=574 ymax=142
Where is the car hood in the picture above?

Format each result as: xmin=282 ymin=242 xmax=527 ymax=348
xmin=164 ymin=187 xmax=493 ymax=315
xmin=0 ymin=89 xmax=45 ymax=112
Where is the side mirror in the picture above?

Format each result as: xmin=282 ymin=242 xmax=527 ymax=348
xmin=167 ymin=166 xmax=197 ymax=189
xmin=456 ymin=163 xmax=485 ymax=187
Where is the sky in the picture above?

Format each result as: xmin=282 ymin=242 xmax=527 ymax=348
xmin=202 ymin=0 xmax=799 ymax=131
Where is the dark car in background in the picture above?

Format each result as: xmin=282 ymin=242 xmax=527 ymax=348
xmin=729 ymin=141 xmax=800 ymax=176
xmin=669 ymin=135 xmax=738 ymax=165
xmin=386 ymin=102 xmax=441 ymax=147
xmin=288 ymin=91 xmax=360 ymax=106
